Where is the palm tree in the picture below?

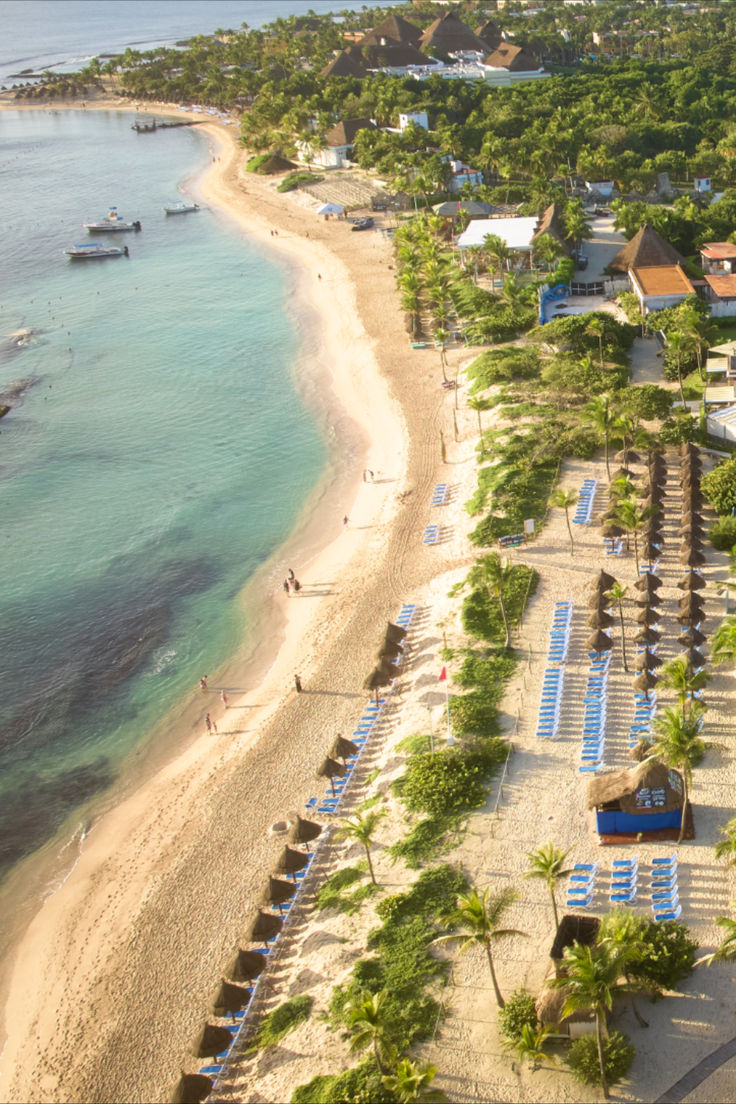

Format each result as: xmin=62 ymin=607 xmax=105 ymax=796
xmin=335 ymin=810 xmax=386 ymax=885
xmin=549 ymin=488 xmax=578 ymax=556
xmin=532 ymin=232 xmax=563 ymax=273
xmin=525 ymin=842 xmax=572 ymax=930
xmin=506 ymin=1023 xmax=557 ymax=1071
xmin=606 ymin=582 xmax=628 ymax=671
xmin=612 ymin=499 xmax=657 ymax=574
xmin=467 ymin=395 xmax=493 ymax=458
xmin=381 ymin=1060 xmax=448 ymax=1104
xmin=587 ymin=316 xmax=606 ymax=370
xmin=711 ymin=615 xmax=736 ymax=667
xmin=482 ymin=233 xmax=511 ymax=286
xmin=699 ymin=912 xmax=736 ymax=966
xmin=466 ymin=553 xmax=515 ymax=649
xmin=714 ymin=818 xmax=736 ymax=866
xmin=650 ymin=704 xmax=708 ymax=845
xmin=583 ymin=393 xmax=616 ymax=479
xmin=597 ymin=908 xmax=651 ymax=1028
xmin=666 ymin=331 xmax=689 ymax=405
xmin=547 ymin=942 xmax=632 ymax=1099
xmin=434 ymin=885 xmax=525 ymax=1009
xmin=346 ymin=989 xmax=394 ymax=1074
xmin=659 ymin=655 xmax=710 ymax=712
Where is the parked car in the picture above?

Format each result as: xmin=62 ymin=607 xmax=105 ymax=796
xmin=594 ymin=207 xmax=611 ymax=216
xmin=351 ymin=217 xmax=374 ymax=232
xmin=575 ymin=252 xmax=589 ymax=270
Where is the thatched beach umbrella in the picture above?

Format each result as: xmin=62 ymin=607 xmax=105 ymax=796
xmin=678 ymin=626 xmax=707 ymax=648
xmin=635 ymin=648 xmax=663 ymax=671
xmin=586 ymin=629 xmax=613 ymax=655
xmin=636 ymin=606 xmax=659 ymax=626
xmin=377 ymin=641 xmax=403 ymax=663
xmin=317 ymin=756 xmax=346 ymax=796
xmin=601 ymin=523 xmax=625 ymax=538
xmin=246 ymin=910 xmax=283 ymax=946
xmin=228 ymin=950 xmax=266 ymax=983
xmin=175 ymin=1073 xmax=214 ymax=1104
xmin=615 ymin=448 xmax=641 ymax=464
xmin=681 ymin=491 xmax=706 ymax=512
xmin=629 ymin=738 xmax=653 ymax=762
xmin=591 ymin=570 xmax=617 ymax=591
xmin=634 ymin=670 xmax=659 ymax=697
xmin=680 ymin=442 xmax=700 ymax=458
xmin=676 ymin=607 xmax=704 ymax=627
xmin=677 ymin=571 xmax=706 ymax=592
xmin=289 ymin=815 xmax=323 ymax=844
xmin=611 ymin=466 xmax=633 ymax=481
xmin=586 ymin=609 xmax=616 ymax=630
xmin=587 ymin=590 xmax=612 ymax=610
xmin=634 ymin=572 xmax=663 ymax=591
xmin=635 ymin=626 xmax=661 ymax=645
xmin=679 ymin=591 xmax=706 ymax=614
xmin=364 ymin=667 xmax=392 ymax=704
xmin=214 ymin=977 xmax=255 ymax=1019
xmin=385 ymin=622 xmax=408 ymax=645
xmin=677 ymin=520 xmax=705 ymax=538
xmin=635 ymin=589 xmax=660 ymax=607
xmin=260 ymin=876 xmax=295 ymax=914
xmin=194 ymin=1024 xmax=233 ymax=1061
xmin=274 ymin=845 xmax=309 ymax=881
xmin=680 ymin=547 xmax=706 ymax=567
xmin=641 ymin=539 xmax=661 ymax=563
xmin=683 ymin=647 xmax=707 ymax=669
xmin=331 ymin=735 xmax=360 ymax=762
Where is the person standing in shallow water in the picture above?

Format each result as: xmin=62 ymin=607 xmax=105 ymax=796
xmin=199 ymin=676 xmax=208 ymax=691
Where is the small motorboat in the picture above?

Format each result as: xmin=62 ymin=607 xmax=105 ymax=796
xmin=83 ymin=207 xmax=141 ymax=232
xmin=65 ymin=243 xmax=129 ymax=259
xmin=164 ymin=202 xmax=200 ymax=215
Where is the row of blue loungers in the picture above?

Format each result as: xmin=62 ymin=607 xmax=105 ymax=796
xmin=573 ymin=478 xmax=597 ymax=525
xmin=201 ymin=604 xmax=417 ymax=1084
xmin=579 ymin=650 xmax=610 ymax=772
xmin=536 ymin=600 xmax=573 ymax=739
xmin=566 ymin=853 xmax=681 ymax=920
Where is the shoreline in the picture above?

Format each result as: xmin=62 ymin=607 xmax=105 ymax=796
xmin=0 ymin=97 xmax=454 ymax=1103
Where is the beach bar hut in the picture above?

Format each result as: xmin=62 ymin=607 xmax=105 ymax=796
xmin=586 ymin=760 xmax=684 ymax=836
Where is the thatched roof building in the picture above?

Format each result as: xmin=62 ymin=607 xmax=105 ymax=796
xmin=587 ymin=759 xmax=684 ymax=835
xmin=321 ymin=47 xmax=367 ymax=78
xmin=550 ymin=913 xmax=601 ymax=965
xmin=359 ymin=13 xmax=421 ymax=47
xmin=536 ymin=987 xmax=595 ymax=1037
xmin=419 ymin=11 xmax=488 ymax=55
xmin=609 ymin=224 xmax=685 ymax=273
xmin=532 ymin=201 xmax=572 ymax=250
xmin=484 ymin=42 xmax=540 ymax=72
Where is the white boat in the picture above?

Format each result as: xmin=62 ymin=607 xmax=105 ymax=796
xmin=65 ymin=242 xmax=129 ymax=259
xmin=164 ymin=202 xmax=200 ymax=215
xmin=83 ymin=207 xmax=141 ymax=232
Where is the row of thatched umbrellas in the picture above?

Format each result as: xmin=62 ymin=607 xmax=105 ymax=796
xmin=588 ymin=444 xmax=708 ymax=700
xmin=179 ymin=624 xmax=410 ymax=1100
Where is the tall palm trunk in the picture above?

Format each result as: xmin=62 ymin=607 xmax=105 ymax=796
xmin=604 ymin=432 xmax=611 ymax=480
xmin=498 ymin=595 xmax=511 ymax=650
xmin=485 ymin=942 xmax=505 ymax=1008
xmin=373 ymin=1039 xmax=389 ymax=1075
xmin=364 ymin=843 xmax=376 ymax=885
xmin=596 ymin=1013 xmax=610 ymax=1100
xmin=564 ymin=506 xmax=574 ymax=556
xmin=549 ymin=885 xmax=559 ymax=931
xmin=678 ymin=770 xmax=689 ymax=845
xmin=633 ymin=529 xmax=640 ymax=574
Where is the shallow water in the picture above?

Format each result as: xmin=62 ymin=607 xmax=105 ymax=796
xmin=0 ymin=107 xmax=327 ymax=878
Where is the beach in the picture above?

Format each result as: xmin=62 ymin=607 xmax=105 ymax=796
xmin=0 ymin=99 xmax=463 ymax=1103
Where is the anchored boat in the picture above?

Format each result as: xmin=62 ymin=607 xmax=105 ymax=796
xmin=83 ymin=207 xmax=141 ymax=232
xmin=65 ymin=243 xmax=130 ymax=259
xmin=163 ymin=202 xmax=200 ymax=215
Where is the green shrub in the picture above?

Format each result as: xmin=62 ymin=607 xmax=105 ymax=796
xmin=461 ymin=564 xmax=539 ymax=645
xmin=246 ymin=153 xmax=272 ymax=173
xmin=388 ymin=815 xmax=456 ymax=868
xmin=659 ymin=412 xmax=698 ymax=445
xmin=454 ymin=650 xmax=518 ymax=692
xmin=466 ymin=347 xmax=540 ymax=390
xmin=626 ymin=384 xmax=674 ymax=421
xmin=498 ymin=989 xmax=539 ymax=1044
xmin=277 ymin=171 xmax=322 ymax=192
xmin=567 ymin=1030 xmax=635 ymax=1089
xmin=703 ymin=455 xmax=736 ymax=514
xmin=315 ymin=865 xmax=377 ymax=913
xmin=633 ymin=919 xmax=698 ymax=990
xmin=709 ymin=516 xmax=736 ymax=551
xmin=249 ymin=995 xmax=312 ymax=1051
xmin=292 ymin=1061 xmax=395 ymax=1104
xmin=398 ymin=749 xmax=489 ymax=816
xmin=448 ymin=690 xmax=500 ymax=737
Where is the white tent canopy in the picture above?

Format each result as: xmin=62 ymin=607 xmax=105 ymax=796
xmin=317 ymin=202 xmax=344 ymax=216
xmin=456 ymin=216 xmax=538 ymax=252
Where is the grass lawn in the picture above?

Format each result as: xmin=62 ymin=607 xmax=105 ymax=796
xmin=683 ymin=369 xmax=706 ymax=400
xmin=712 ymin=317 xmax=736 ymax=342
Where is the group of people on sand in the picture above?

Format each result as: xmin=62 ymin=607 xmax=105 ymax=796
xmin=283 ymin=567 xmax=301 ymax=594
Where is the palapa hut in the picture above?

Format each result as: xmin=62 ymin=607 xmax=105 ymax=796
xmin=227 ymin=950 xmax=266 ymax=983
xmin=245 ymin=910 xmax=283 ymax=945
xmin=274 ymin=844 xmax=309 ymax=880
xmin=193 ymin=1023 xmax=233 ymax=1061
xmin=609 ymin=223 xmax=685 ymax=273
xmin=550 ymin=913 xmax=601 ymax=968
xmin=587 ymin=760 xmax=684 ymax=836
xmin=536 ymin=987 xmax=595 ymax=1038
xmin=174 ymin=1073 xmax=214 ymax=1104
xmin=214 ymin=977 xmax=256 ymax=1016
xmin=260 ymin=875 xmax=295 ymax=912
xmin=290 ymin=814 xmax=323 ymax=844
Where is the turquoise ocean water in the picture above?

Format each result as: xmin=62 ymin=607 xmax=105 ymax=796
xmin=0 ymin=106 xmax=329 ymax=880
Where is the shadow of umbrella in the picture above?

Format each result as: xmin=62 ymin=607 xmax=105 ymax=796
xmin=193 ymin=1023 xmax=233 ymax=1062
xmin=290 ymin=814 xmax=323 ymax=844
xmin=274 ymin=845 xmax=309 ymax=882
xmin=174 ymin=1073 xmax=214 ymax=1104
xmin=260 ymin=875 xmax=295 ymax=916
xmin=317 ymin=756 xmax=346 ymax=797
xmin=245 ymin=910 xmax=283 ymax=947
xmin=385 ymin=622 xmax=408 ymax=645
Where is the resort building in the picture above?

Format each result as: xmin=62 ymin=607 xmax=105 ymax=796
xmin=609 ymin=223 xmax=686 ymax=274
xmin=587 ymin=761 xmax=685 ymax=839
xmin=481 ymin=42 xmax=548 ymax=86
xmin=699 ymin=241 xmax=736 ymax=275
xmin=358 ymin=13 xmax=422 ymax=48
xmin=628 ymin=265 xmax=696 ymax=316
xmin=419 ymin=11 xmax=490 ymax=58
xmin=309 ymin=118 xmax=377 ymax=169
xmin=446 ymin=158 xmax=483 ymax=193
xmin=456 ymin=216 xmax=540 ymax=259
xmin=702 ymin=274 xmax=736 ymax=317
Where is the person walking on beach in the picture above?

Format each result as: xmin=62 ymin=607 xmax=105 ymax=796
xmin=293 ymin=579 xmax=302 ymax=593
xmin=343 ymin=515 xmax=349 ymax=528
xmin=288 ymin=568 xmax=295 ymax=581
xmin=199 ymin=675 xmax=208 ymax=691
xmin=220 ymin=690 xmax=228 ymax=708
xmin=205 ymin=713 xmax=215 ymax=734
xmin=294 ymin=674 xmax=303 ymax=693
xmin=283 ymin=579 xmax=290 ymax=595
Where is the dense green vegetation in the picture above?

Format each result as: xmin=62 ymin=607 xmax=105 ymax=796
xmin=248 ymin=995 xmax=313 ymax=1051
